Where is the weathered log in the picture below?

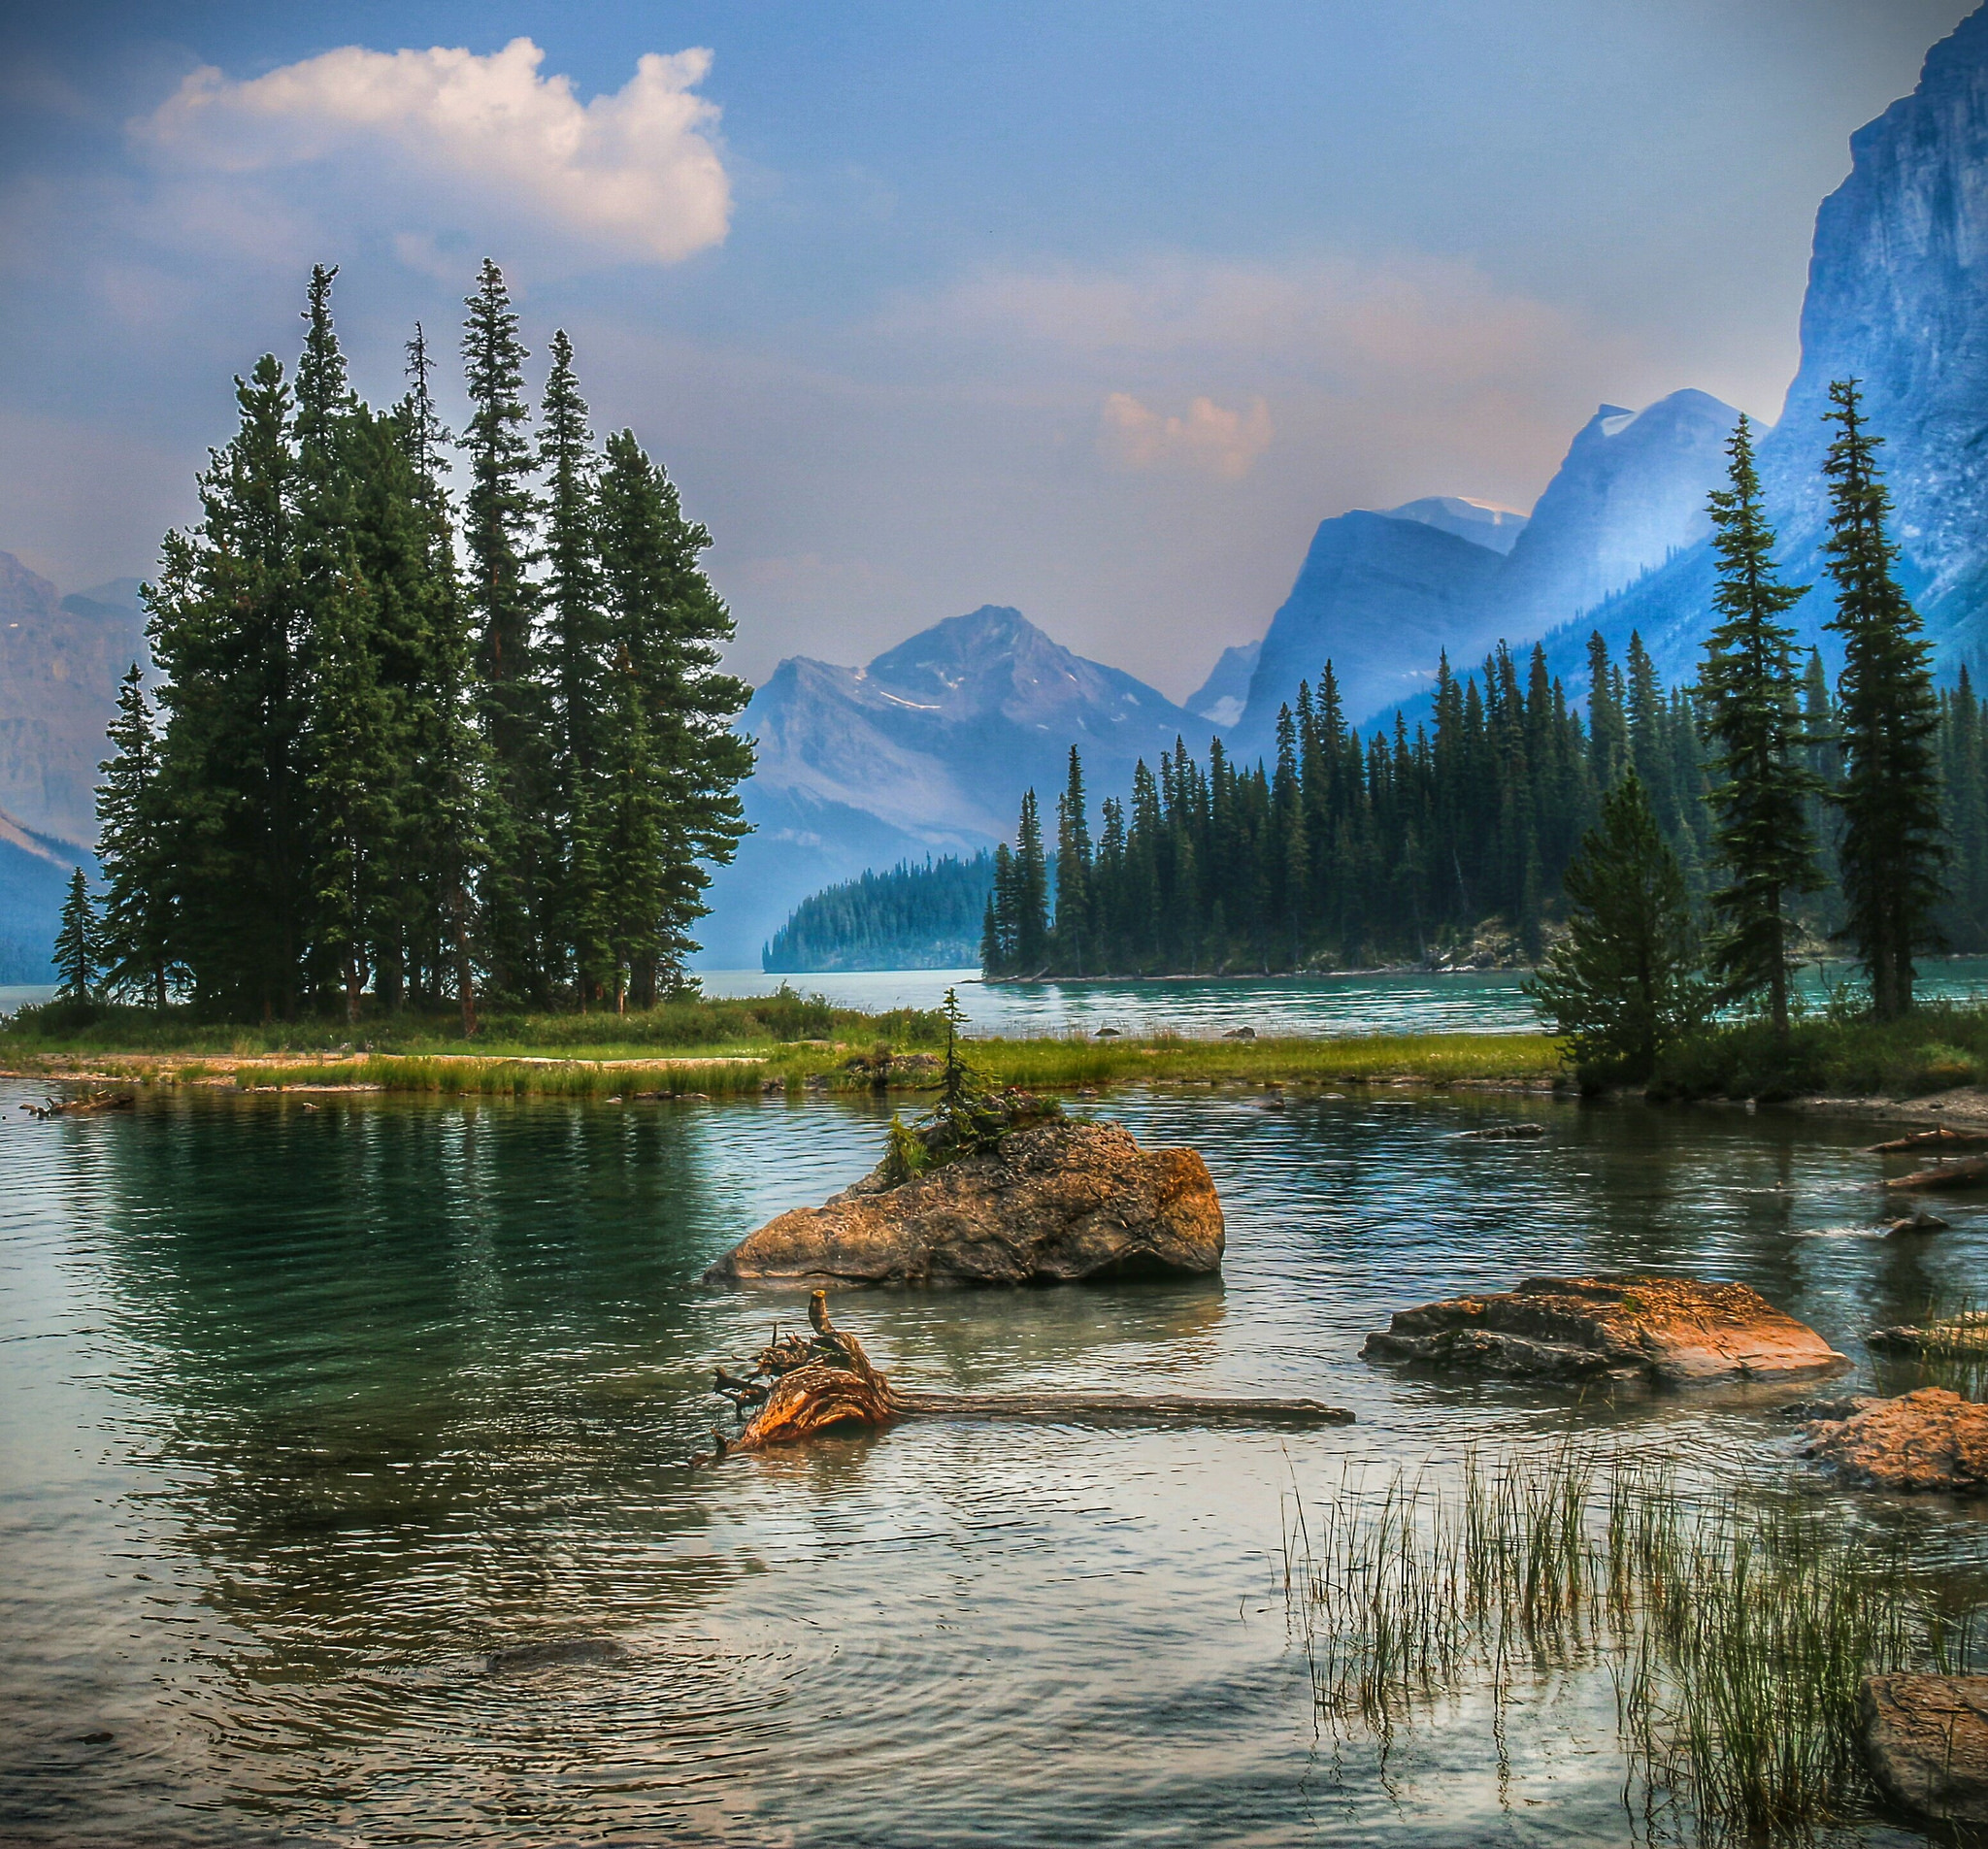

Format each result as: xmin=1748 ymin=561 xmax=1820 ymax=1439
xmin=20 ymin=1089 xmax=135 ymax=1119
xmin=1886 ymin=1154 xmax=1988 ymax=1192
xmin=893 ymin=1392 xmax=1351 ymax=1427
xmin=690 ymin=1291 xmax=1352 ymax=1463
xmin=1869 ymin=1126 xmax=1988 ymax=1153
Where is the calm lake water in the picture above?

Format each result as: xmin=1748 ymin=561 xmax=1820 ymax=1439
xmin=701 ymin=957 xmax=1988 ymax=1040
xmin=4 ymin=1078 xmax=1984 ymax=1845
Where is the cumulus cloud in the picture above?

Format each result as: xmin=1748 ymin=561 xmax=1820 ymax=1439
xmin=133 ymin=38 xmax=730 ymax=266
xmin=1099 ymin=392 xmax=1273 ymax=479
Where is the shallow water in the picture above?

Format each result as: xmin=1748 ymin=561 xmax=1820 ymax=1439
xmin=700 ymin=956 xmax=1988 ymax=1040
xmin=2 ymin=1079 xmax=1983 ymax=1845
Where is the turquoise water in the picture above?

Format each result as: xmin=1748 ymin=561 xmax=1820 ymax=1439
xmin=3 ymin=1080 xmax=1983 ymax=1842
xmin=701 ymin=957 xmax=1988 ymax=1040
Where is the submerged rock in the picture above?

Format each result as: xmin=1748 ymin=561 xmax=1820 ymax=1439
xmin=1868 ymin=1311 xmax=1988 ymax=1355
xmin=1805 ymin=1388 xmax=1988 ymax=1493
xmin=485 ymin=1637 xmax=627 ymax=1674
xmin=705 ymin=1120 xmax=1224 ymax=1286
xmin=1880 ymin=1210 xmax=1951 ymax=1237
xmin=1861 ymin=1674 xmax=1988 ymax=1824
xmin=1361 ymin=1274 xmax=1846 ymax=1386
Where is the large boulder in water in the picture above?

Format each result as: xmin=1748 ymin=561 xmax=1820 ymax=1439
xmin=1860 ymin=1674 xmax=1988 ymax=1825
xmin=1805 ymin=1388 xmax=1988 ymax=1493
xmin=705 ymin=1120 xmax=1224 ymax=1286
xmin=1361 ymin=1273 xmax=1846 ymax=1385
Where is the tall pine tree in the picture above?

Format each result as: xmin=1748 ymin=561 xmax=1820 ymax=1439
xmin=1822 ymin=379 xmax=1946 ymax=1019
xmin=95 ymin=666 xmax=173 ymax=1007
xmin=1698 ymin=413 xmax=1821 ymax=1037
xmin=461 ymin=259 xmax=548 ymax=1002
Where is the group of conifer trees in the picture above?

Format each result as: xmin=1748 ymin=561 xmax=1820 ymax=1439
xmin=982 ymin=382 xmax=1970 ymax=1020
xmin=74 ymin=261 xmax=750 ymax=1023
xmin=762 ymin=854 xmax=995 ymax=973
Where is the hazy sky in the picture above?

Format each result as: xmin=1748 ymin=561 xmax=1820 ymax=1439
xmin=0 ymin=1 xmax=1972 ymax=699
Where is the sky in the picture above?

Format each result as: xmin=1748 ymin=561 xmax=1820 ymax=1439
xmin=0 ymin=0 xmax=1973 ymax=701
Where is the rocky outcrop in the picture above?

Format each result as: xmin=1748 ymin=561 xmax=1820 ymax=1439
xmin=1362 ymin=1274 xmax=1846 ymax=1385
xmin=705 ymin=1120 xmax=1224 ymax=1286
xmin=1805 ymin=1388 xmax=1988 ymax=1493
xmin=1861 ymin=1674 xmax=1988 ymax=1825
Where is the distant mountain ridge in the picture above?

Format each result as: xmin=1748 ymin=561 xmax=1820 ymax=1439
xmin=1539 ymin=7 xmax=1988 ymax=696
xmin=0 ymin=551 xmax=148 ymax=844
xmin=1227 ymin=388 xmax=1739 ymax=744
xmin=698 ymin=605 xmax=1204 ymax=964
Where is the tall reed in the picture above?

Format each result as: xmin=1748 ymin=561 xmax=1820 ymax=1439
xmin=1285 ymin=1445 xmax=1986 ymax=1841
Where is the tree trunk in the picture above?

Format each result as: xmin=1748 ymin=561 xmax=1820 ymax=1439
xmin=694 ymin=1294 xmax=1351 ymax=1467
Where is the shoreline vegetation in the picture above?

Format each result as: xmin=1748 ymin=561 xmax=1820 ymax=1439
xmin=19 ymin=989 xmax=1988 ymax=1110
xmin=0 ymin=996 xmax=1563 ymax=1099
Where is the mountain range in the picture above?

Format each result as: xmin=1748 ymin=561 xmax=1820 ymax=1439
xmin=4 ymin=9 xmax=1986 ymax=974
xmin=701 ymin=7 xmax=1988 ymax=963
xmin=703 ymin=607 xmax=1204 ymax=962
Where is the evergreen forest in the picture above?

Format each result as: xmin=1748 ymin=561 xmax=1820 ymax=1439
xmin=982 ymin=392 xmax=1988 ymax=993
xmin=86 ymin=262 xmax=751 ymax=1024
xmin=762 ymin=853 xmax=995 ymax=972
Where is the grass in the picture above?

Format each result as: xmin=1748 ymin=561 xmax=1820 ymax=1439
xmin=0 ymin=988 xmax=946 ymax=1058
xmin=0 ymin=990 xmax=1564 ymax=1100
xmin=1285 ymin=1443 xmax=1987 ymax=1842
xmin=1652 ymin=1003 xmax=1988 ymax=1103
xmin=1882 ymin=1290 xmax=1988 ymax=1403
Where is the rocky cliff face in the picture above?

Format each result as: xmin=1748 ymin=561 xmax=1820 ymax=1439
xmin=699 ymin=605 xmax=1202 ymax=963
xmin=1228 ymin=388 xmax=1737 ymax=743
xmin=1232 ymin=512 xmax=1504 ymax=745
xmin=1763 ymin=4 xmax=1988 ymax=622
xmin=1560 ymin=7 xmax=1988 ymax=690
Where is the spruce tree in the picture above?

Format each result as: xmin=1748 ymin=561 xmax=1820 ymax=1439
xmin=53 ymin=868 xmax=99 ymax=1004
xmin=538 ymin=329 xmax=609 ymax=1001
xmin=295 ymin=267 xmax=399 ymax=1021
xmin=146 ymin=351 xmax=304 ymax=1018
xmin=594 ymin=428 xmax=752 ymax=1002
xmin=1822 ymin=379 xmax=1946 ymax=1019
xmin=461 ymin=258 xmax=547 ymax=1002
xmin=1698 ymin=413 xmax=1821 ymax=1037
xmin=1529 ymin=774 xmax=1701 ymax=1085
xmin=396 ymin=321 xmax=485 ymax=1034
xmin=1012 ymin=790 xmax=1050 ymax=971
xmin=1271 ymin=703 xmax=1308 ymax=967
xmin=96 ymin=666 xmax=173 ymax=1007
xmin=1052 ymin=746 xmax=1093 ymax=974
xmin=1585 ymin=632 xmax=1628 ymax=793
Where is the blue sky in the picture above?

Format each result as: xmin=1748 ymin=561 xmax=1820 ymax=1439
xmin=0 ymin=1 xmax=1971 ymax=697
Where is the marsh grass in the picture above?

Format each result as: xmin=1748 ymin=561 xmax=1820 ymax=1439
xmin=1285 ymin=1445 xmax=1987 ymax=1841
xmin=1898 ymin=1291 xmax=1988 ymax=1403
xmin=236 ymin=1055 xmax=781 ymax=1099
xmin=2 ymin=1012 xmax=1562 ymax=1100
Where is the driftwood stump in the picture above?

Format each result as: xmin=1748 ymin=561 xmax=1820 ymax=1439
xmin=698 ymin=1291 xmax=902 ymax=1461
xmin=691 ymin=1292 xmax=1349 ymax=1464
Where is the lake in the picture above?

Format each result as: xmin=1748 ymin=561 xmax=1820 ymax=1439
xmin=3 ymin=1077 xmax=1982 ymax=1844
xmin=701 ymin=957 xmax=1988 ymax=1040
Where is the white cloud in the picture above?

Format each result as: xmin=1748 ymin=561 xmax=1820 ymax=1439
xmin=133 ymin=38 xmax=730 ymax=266
xmin=1099 ymin=392 xmax=1273 ymax=479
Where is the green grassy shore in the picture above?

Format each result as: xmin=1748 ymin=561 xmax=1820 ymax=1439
xmin=0 ymin=994 xmax=1561 ymax=1099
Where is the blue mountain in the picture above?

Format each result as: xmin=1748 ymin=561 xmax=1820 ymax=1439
xmin=697 ymin=606 xmax=1203 ymax=965
xmin=1541 ymin=6 xmax=1988 ymax=695
xmin=1226 ymin=389 xmax=1738 ymax=745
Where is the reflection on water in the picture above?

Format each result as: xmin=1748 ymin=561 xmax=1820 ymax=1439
xmin=2 ymin=1081 xmax=1984 ymax=1844
xmin=701 ymin=956 xmax=1988 ymax=1041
